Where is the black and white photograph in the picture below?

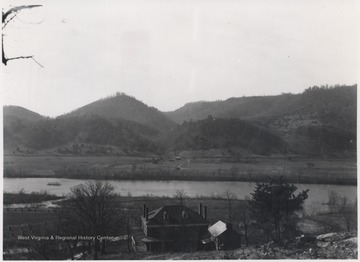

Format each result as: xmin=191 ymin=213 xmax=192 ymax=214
xmin=1 ymin=0 xmax=358 ymax=260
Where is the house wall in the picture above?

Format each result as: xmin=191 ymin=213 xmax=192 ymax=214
xmin=215 ymin=230 xmax=242 ymax=251
xmin=147 ymin=225 xmax=208 ymax=238
xmin=144 ymin=224 xmax=208 ymax=252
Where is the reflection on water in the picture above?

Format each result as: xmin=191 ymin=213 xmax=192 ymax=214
xmin=3 ymin=178 xmax=357 ymax=208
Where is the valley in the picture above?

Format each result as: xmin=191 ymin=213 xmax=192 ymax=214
xmin=2 ymin=85 xmax=357 ymax=259
xmin=3 ymin=85 xmax=357 ymax=188
xmin=3 ymin=153 xmax=356 ymax=185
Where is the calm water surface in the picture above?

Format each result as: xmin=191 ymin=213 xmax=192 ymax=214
xmin=3 ymin=178 xmax=357 ymax=208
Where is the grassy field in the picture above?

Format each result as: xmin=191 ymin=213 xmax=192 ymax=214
xmin=3 ymin=153 xmax=357 ymax=185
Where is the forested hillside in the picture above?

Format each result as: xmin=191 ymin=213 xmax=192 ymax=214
xmin=4 ymin=106 xmax=45 ymax=122
xmin=166 ymin=85 xmax=357 ymax=156
xmin=4 ymin=114 xmax=162 ymax=153
xmin=167 ymin=85 xmax=356 ymax=130
xmin=3 ymin=106 xmax=47 ymax=149
xmin=163 ymin=117 xmax=286 ymax=154
xmin=3 ymin=85 xmax=356 ymax=156
xmin=65 ymin=93 xmax=175 ymax=132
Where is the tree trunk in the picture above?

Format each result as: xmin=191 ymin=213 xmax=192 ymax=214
xmin=101 ymin=240 xmax=106 ymax=255
xmin=244 ymin=224 xmax=248 ymax=246
xmin=127 ymin=219 xmax=132 ymax=253
xmin=93 ymin=239 xmax=99 ymax=260
xmin=87 ymin=241 xmax=92 ymax=254
xmin=65 ymin=241 xmax=74 ymax=260
xmin=82 ymin=242 xmax=86 ymax=260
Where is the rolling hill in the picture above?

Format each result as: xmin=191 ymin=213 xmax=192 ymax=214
xmin=163 ymin=117 xmax=286 ymax=154
xmin=4 ymin=106 xmax=46 ymax=122
xmin=165 ymin=94 xmax=297 ymax=124
xmin=166 ymin=85 xmax=356 ymax=130
xmin=3 ymin=106 xmax=47 ymax=149
xmin=4 ymin=114 xmax=162 ymax=153
xmin=64 ymin=92 xmax=175 ymax=132
xmin=166 ymin=85 xmax=357 ymax=156
xmin=3 ymin=85 xmax=357 ymax=156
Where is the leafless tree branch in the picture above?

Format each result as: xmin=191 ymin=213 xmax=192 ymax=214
xmin=2 ymin=5 xmax=43 ymax=66
xmin=2 ymin=11 xmax=19 ymax=29
xmin=30 ymin=57 xmax=44 ymax=68
xmin=2 ymin=5 xmax=42 ymax=24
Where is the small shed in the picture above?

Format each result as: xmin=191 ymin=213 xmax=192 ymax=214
xmin=203 ymin=220 xmax=241 ymax=251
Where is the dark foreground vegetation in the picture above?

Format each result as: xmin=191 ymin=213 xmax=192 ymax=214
xmin=142 ymin=232 xmax=357 ymax=260
xmin=3 ymin=179 xmax=357 ymax=260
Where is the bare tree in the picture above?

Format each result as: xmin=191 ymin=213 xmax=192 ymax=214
xmin=124 ymin=213 xmax=136 ymax=253
xmin=327 ymin=190 xmax=339 ymax=213
xmin=2 ymin=5 xmax=43 ymax=66
xmin=175 ymin=189 xmax=187 ymax=206
xmin=323 ymin=191 xmax=357 ymax=232
xmin=58 ymin=180 xmax=123 ymax=260
xmin=224 ymin=189 xmax=236 ymax=224
xmin=240 ymin=197 xmax=251 ymax=246
xmin=338 ymin=196 xmax=357 ymax=232
xmin=306 ymin=203 xmax=319 ymax=217
xmin=174 ymin=189 xmax=188 ymax=251
xmin=23 ymin=222 xmax=60 ymax=260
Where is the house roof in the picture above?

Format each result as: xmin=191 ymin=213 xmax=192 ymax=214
xmin=144 ymin=205 xmax=208 ymax=226
xmin=208 ymin=220 xmax=227 ymax=237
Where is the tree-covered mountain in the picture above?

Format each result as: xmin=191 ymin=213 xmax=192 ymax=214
xmin=3 ymin=85 xmax=357 ymax=156
xmin=166 ymin=85 xmax=357 ymax=156
xmin=3 ymin=106 xmax=47 ymax=149
xmin=163 ymin=116 xmax=286 ymax=154
xmin=4 ymin=114 xmax=162 ymax=153
xmin=64 ymin=92 xmax=175 ymax=132
xmin=165 ymin=96 xmax=292 ymax=124
xmin=4 ymin=105 xmax=46 ymax=122
xmin=167 ymin=85 xmax=356 ymax=131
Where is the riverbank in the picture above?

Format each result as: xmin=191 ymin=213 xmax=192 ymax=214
xmin=3 ymin=178 xmax=357 ymax=210
xmin=4 ymin=192 xmax=64 ymax=206
xmin=3 ymin=171 xmax=357 ymax=185
xmin=4 ymin=154 xmax=357 ymax=185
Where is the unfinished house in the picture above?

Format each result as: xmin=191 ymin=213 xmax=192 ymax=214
xmin=139 ymin=204 xmax=209 ymax=252
xmin=202 ymin=220 xmax=241 ymax=251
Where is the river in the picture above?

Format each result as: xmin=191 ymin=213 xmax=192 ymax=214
xmin=3 ymin=178 xmax=357 ymax=209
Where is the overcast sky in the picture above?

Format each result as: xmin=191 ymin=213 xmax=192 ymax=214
xmin=2 ymin=0 xmax=358 ymax=117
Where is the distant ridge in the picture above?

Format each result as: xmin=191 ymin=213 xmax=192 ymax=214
xmin=63 ymin=92 xmax=175 ymax=132
xmin=166 ymin=85 xmax=357 ymax=128
xmin=165 ymin=85 xmax=356 ymax=155
xmin=3 ymin=85 xmax=357 ymax=156
xmin=3 ymin=105 xmax=46 ymax=122
xmin=3 ymin=106 xmax=47 ymax=149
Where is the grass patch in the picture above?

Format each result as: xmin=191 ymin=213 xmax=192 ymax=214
xmin=4 ymin=191 xmax=64 ymax=205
